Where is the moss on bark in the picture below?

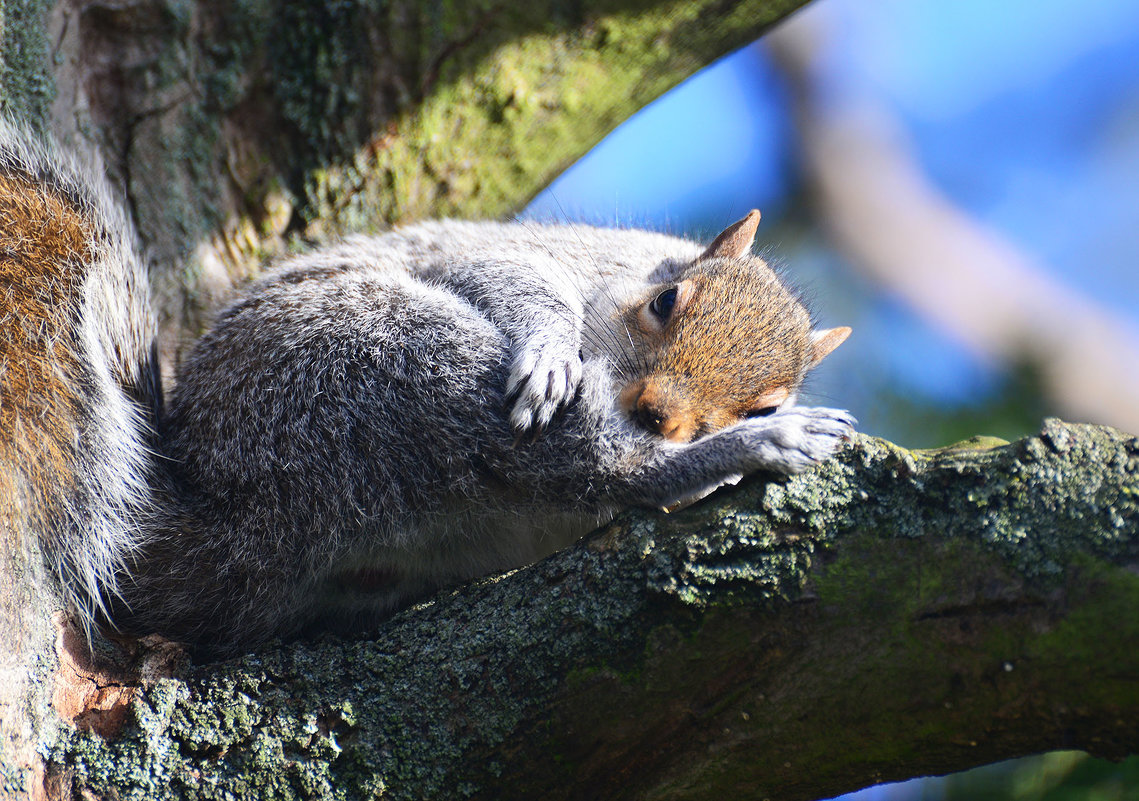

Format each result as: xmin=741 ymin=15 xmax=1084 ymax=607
xmin=5 ymin=3 xmax=1137 ymax=798
xmin=46 ymin=420 xmax=1139 ymax=800
xmin=0 ymin=0 xmax=54 ymax=125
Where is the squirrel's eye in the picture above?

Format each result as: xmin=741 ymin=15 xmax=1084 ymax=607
xmin=746 ymin=406 xmax=779 ymax=419
xmin=650 ymin=287 xmax=678 ymax=320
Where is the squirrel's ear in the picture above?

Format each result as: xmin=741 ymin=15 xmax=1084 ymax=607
xmin=809 ymin=326 xmax=851 ymax=366
xmin=701 ymin=209 xmax=761 ymax=260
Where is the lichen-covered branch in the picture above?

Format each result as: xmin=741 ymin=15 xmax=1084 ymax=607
xmin=48 ymin=420 xmax=1139 ymax=800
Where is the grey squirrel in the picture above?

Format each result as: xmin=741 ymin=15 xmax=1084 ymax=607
xmin=1 ymin=121 xmax=854 ymax=656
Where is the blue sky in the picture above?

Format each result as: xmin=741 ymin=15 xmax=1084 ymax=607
xmin=525 ymin=0 xmax=1139 ymax=440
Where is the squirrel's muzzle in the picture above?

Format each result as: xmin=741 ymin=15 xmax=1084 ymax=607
xmin=619 ymin=378 xmax=698 ymax=443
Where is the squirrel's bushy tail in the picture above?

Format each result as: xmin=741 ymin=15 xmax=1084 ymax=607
xmin=0 ymin=120 xmax=161 ymax=638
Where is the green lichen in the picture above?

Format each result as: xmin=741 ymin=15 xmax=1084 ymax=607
xmin=300 ymin=0 xmax=807 ymax=236
xmin=47 ymin=421 xmax=1139 ymax=799
xmin=0 ymin=0 xmax=55 ymax=125
xmin=1020 ymin=553 xmax=1139 ymax=708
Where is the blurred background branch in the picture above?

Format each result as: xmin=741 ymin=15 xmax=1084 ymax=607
xmin=768 ymin=14 xmax=1139 ymax=435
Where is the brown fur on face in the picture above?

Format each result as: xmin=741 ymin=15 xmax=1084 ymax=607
xmin=619 ymin=256 xmax=814 ymax=442
xmin=0 ymin=169 xmax=92 ymax=532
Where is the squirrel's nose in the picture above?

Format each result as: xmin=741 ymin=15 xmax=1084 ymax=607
xmin=635 ymin=400 xmax=669 ymax=436
xmin=634 ymin=394 xmax=689 ymax=441
xmin=620 ymin=379 xmax=694 ymax=441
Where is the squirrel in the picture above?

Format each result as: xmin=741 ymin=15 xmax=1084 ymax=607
xmin=0 ymin=120 xmax=162 ymax=642
xmin=1 ymin=121 xmax=854 ymax=656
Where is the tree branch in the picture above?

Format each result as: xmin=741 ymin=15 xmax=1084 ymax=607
xmin=49 ymin=420 xmax=1139 ymax=800
xmin=6 ymin=3 xmax=1138 ymax=799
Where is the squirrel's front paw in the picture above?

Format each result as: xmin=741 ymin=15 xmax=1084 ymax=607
xmin=506 ymin=333 xmax=583 ymax=435
xmin=743 ymin=406 xmax=857 ymax=474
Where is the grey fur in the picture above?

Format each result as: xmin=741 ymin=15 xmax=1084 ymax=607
xmin=1 ymin=123 xmax=852 ymax=654
xmin=114 ymin=220 xmax=854 ymax=654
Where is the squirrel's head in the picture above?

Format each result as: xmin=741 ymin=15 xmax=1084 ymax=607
xmin=617 ymin=210 xmax=850 ymax=442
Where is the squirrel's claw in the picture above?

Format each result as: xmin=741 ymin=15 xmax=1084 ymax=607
xmin=737 ymin=406 xmax=857 ymax=475
xmin=506 ymin=337 xmax=583 ymax=438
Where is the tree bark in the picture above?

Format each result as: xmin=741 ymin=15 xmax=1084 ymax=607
xmin=41 ymin=420 xmax=1139 ymax=800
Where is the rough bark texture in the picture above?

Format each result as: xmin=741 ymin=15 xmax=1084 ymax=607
xmin=38 ymin=420 xmax=1139 ymax=800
